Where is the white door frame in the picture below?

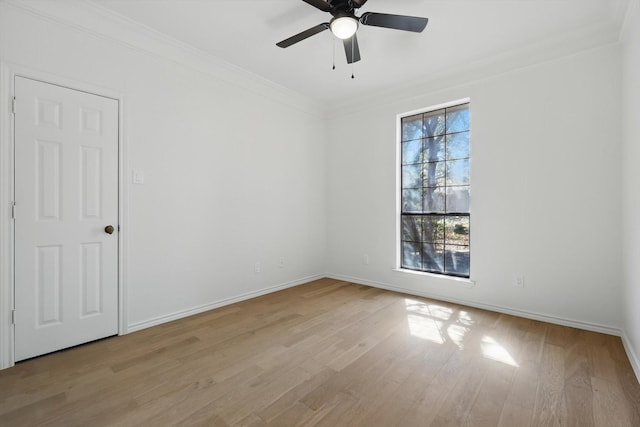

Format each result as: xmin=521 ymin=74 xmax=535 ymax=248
xmin=0 ymin=62 xmax=129 ymax=369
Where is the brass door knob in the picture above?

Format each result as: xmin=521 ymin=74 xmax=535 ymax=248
xmin=104 ymin=225 xmax=115 ymax=235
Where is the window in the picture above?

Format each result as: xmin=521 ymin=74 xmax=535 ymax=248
xmin=400 ymin=102 xmax=470 ymax=277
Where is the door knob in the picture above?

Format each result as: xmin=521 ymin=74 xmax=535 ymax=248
xmin=104 ymin=225 xmax=115 ymax=235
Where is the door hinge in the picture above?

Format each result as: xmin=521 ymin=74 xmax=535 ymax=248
xmin=11 ymin=310 xmax=15 ymax=325
xmin=11 ymin=97 xmax=16 ymax=115
xmin=11 ymin=202 xmax=15 ymax=220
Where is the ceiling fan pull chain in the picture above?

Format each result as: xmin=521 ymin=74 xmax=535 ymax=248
xmin=351 ymin=38 xmax=355 ymax=79
xmin=332 ymin=36 xmax=336 ymax=70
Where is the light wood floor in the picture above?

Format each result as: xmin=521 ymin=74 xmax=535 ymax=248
xmin=1 ymin=278 xmax=639 ymax=426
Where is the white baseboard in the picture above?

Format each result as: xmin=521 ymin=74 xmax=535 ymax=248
xmin=622 ymin=332 xmax=640 ymax=384
xmin=325 ymin=273 xmax=622 ymax=337
xmin=127 ymin=274 xmax=324 ymax=333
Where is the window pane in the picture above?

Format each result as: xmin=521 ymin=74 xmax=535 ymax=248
xmin=446 ymin=132 xmax=470 ymax=160
xmin=446 ymin=159 xmax=470 ymax=185
xmin=424 ymin=136 xmax=445 ymax=162
xmin=422 ymin=242 xmax=444 ymax=272
xmin=402 ymin=189 xmax=422 ymax=212
xmin=422 ymin=161 xmax=445 ymax=187
xmin=402 ymin=241 xmax=422 ymax=269
xmin=424 ymin=109 xmax=445 ymax=137
xmin=423 ymin=216 xmax=444 ymax=243
xmin=446 ymin=104 xmax=469 ymax=134
xmin=402 ymin=114 xmax=423 ymax=141
xmin=446 ymin=187 xmax=470 ymax=213
xmin=423 ymin=187 xmax=445 ymax=212
xmin=402 ymin=164 xmax=422 ymax=188
xmin=445 ymin=216 xmax=470 ymax=246
xmin=399 ymin=102 xmax=470 ymax=278
xmin=402 ymin=215 xmax=423 ymax=242
xmin=402 ymin=139 xmax=422 ymax=165
xmin=444 ymin=245 xmax=470 ymax=276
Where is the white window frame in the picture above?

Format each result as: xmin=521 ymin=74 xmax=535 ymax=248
xmin=396 ymin=98 xmax=471 ymax=279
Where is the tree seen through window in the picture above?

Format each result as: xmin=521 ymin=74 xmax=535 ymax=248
xmin=400 ymin=103 xmax=470 ymax=277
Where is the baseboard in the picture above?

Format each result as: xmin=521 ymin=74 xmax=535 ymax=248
xmin=325 ymin=273 xmax=622 ymax=337
xmin=127 ymin=274 xmax=324 ymax=333
xmin=622 ymin=332 xmax=640 ymax=384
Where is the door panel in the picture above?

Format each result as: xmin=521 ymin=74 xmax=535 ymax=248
xmin=35 ymin=245 xmax=62 ymax=326
xmin=14 ymin=77 xmax=119 ymax=361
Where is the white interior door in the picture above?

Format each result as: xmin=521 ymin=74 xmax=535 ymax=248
xmin=14 ymin=76 xmax=119 ymax=361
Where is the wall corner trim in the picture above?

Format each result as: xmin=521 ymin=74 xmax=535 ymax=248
xmin=0 ymin=61 xmax=15 ymax=370
xmin=622 ymin=332 xmax=640 ymax=384
xmin=619 ymin=0 xmax=639 ymax=42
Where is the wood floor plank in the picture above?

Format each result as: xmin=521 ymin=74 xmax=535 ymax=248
xmin=589 ymin=342 xmax=620 ymax=383
xmin=592 ymin=376 xmax=634 ymax=427
xmin=430 ymin=360 xmax=487 ymax=426
xmin=266 ymin=401 xmax=316 ymax=426
xmin=124 ymin=365 xmax=265 ymax=427
xmin=504 ymin=359 xmax=540 ymax=412
xmin=615 ymin=360 xmax=640 ymax=425
xmin=531 ymin=343 xmax=568 ymax=426
xmin=0 ymin=392 xmax=66 ymax=426
xmin=256 ymin=368 xmax=337 ymax=423
xmin=563 ymin=339 xmax=595 ymax=427
xmin=498 ymin=402 xmax=532 ymax=427
xmin=465 ymin=362 xmax=517 ymax=426
xmin=0 ymin=278 xmax=638 ymax=426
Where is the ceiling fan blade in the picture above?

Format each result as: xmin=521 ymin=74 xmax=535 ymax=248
xmin=276 ymin=23 xmax=330 ymax=48
xmin=360 ymin=12 xmax=428 ymax=32
xmin=343 ymin=34 xmax=361 ymax=64
xmin=351 ymin=0 xmax=368 ymax=7
xmin=302 ymin=0 xmax=332 ymax=12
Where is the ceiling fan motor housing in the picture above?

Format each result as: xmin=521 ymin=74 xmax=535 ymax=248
xmin=330 ymin=15 xmax=359 ymax=39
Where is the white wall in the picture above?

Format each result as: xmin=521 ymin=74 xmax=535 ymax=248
xmin=0 ymin=2 xmax=327 ymax=334
xmin=0 ymin=0 xmax=636 ymax=374
xmin=326 ymin=45 xmax=623 ymax=332
xmin=622 ymin=0 xmax=640 ymax=378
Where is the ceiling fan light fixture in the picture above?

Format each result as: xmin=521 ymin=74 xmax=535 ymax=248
xmin=330 ymin=16 xmax=358 ymax=39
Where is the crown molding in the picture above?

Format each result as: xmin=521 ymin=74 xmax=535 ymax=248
xmin=2 ymin=0 xmax=628 ymax=118
xmin=1 ymin=0 xmax=327 ymax=116
xmin=327 ymin=19 xmax=622 ymax=117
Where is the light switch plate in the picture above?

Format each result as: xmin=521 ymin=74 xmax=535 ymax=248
xmin=132 ymin=169 xmax=145 ymax=185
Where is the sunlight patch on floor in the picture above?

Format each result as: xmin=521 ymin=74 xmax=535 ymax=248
xmin=481 ymin=335 xmax=519 ymax=367
xmin=457 ymin=310 xmax=475 ymax=326
xmin=404 ymin=299 xmax=472 ymax=347
xmin=404 ymin=299 xmax=453 ymax=320
xmin=447 ymin=324 xmax=469 ymax=349
xmin=407 ymin=314 xmax=445 ymax=344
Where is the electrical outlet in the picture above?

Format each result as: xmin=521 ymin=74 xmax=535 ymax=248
xmin=254 ymin=262 xmax=261 ymax=274
xmin=363 ymin=254 xmax=369 ymax=265
xmin=279 ymin=257 xmax=285 ymax=268
xmin=513 ymin=275 xmax=525 ymax=288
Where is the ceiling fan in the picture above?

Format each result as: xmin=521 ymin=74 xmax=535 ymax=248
xmin=276 ymin=0 xmax=429 ymax=64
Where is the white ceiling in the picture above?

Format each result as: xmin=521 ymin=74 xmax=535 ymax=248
xmin=91 ymin=0 xmax=629 ymax=103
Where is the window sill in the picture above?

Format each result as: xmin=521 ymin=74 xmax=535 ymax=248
xmin=392 ymin=268 xmax=476 ymax=288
